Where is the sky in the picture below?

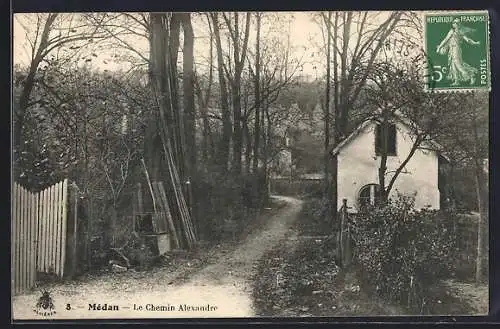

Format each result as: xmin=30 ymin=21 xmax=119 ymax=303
xmin=13 ymin=11 xmax=423 ymax=82
xmin=13 ymin=12 xmax=327 ymax=78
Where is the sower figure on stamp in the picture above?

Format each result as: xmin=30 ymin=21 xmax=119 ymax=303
xmin=436 ymin=18 xmax=480 ymax=86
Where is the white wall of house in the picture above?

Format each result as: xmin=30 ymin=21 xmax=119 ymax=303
xmin=336 ymin=121 xmax=440 ymax=212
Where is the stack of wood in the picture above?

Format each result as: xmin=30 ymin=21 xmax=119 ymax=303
xmin=141 ymin=159 xmax=197 ymax=251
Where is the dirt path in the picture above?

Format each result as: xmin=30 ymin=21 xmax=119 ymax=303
xmin=12 ymin=196 xmax=303 ymax=320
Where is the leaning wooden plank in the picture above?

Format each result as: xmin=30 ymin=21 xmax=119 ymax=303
xmin=60 ymin=179 xmax=68 ymax=278
xmin=141 ymin=158 xmax=157 ymax=214
xmin=153 ymin=183 xmax=169 ymax=234
xmin=156 ymin=234 xmax=171 ymax=255
xmin=150 ymin=183 xmax=161 ymax=233
xmin=137 ymin=183 xmax=144 ymax=214
xmin=132 ymin=187 xmax=137 ymax=232
xmin=157 ymin=182 xmax=180 ymax=248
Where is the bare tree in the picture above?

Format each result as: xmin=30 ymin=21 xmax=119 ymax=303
xmin=315 ymin=11 xmax=404 ymax=217
xmin=210 ymin=13 xmax=232 ymax=170
xmin=222 ymin=12 xmax=251 ymax=175
xmin=14 ymin=13 xmax=108 ymax=153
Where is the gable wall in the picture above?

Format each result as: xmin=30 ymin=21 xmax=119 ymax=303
xmin=336 ymin=121 xmax=440 ymax=212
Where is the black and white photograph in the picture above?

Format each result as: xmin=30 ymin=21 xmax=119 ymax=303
xmin=11 ymin=11 xmax=490 ymax=319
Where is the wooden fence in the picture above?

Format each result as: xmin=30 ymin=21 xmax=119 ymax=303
xmin=12 ymin=179 xmax=78 ymax=295
xmin=12 ymin=183 xmax=38 ymax=295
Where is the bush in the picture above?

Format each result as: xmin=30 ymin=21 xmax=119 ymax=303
xmin=193 ymin=170 xmax=268 ymax=242
xmin=295 ymin=196 xmax=332 ymax=236
xmin=349 ymin=195 xmax=459 ymax=312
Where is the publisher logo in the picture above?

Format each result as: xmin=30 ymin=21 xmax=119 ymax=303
xmin=33 ymin=289 xmax=57 ymax=316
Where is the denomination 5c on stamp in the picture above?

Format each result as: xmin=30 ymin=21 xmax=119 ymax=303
xmin=424 ymin=11 xmax=490 ymax=92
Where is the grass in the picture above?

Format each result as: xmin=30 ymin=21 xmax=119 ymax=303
xmin=251 ymin=197 xmax=485 ymax=317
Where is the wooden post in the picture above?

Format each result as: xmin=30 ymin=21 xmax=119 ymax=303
xmin=137 ymin=183 xmax=144 ymax=216
xmin=132 ymin=188 xmax=137 ymax=233
xmin=65 ymin=181 xmax=78 ymax=279
xmin=86 ymin=196 xmax=92 ymax=270
xmin=71 ymin=183 xmax=78 ymax=278
xmin=340 ymin=198 xmax=352 ymax=267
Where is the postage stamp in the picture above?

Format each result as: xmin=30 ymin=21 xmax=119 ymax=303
xmin=424 ymin=11 xmax=491 ymax=92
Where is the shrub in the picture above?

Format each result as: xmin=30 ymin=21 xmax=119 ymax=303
xmin=295 ymin=196 xmax=332 ymax=236
xmin=349 ymin=194 xmax=459 ymax=313
xmin=192 ymin=170 xmax=268 ymax=242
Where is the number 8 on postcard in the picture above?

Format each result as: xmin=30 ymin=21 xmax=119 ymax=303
xmin=424 ymin=11 xmax=490 ymax=92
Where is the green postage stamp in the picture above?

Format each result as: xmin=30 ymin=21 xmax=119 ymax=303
xmin=424 ymin=11 xmax=491 ymax=92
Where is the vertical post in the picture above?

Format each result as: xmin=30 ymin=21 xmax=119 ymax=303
xmin=86 ymin=196 xmax=92 ymax=270
xmin=64 ymin=181 xmax=77 ymax=279
xmin=12 ymin=183 xmax=17 ymax=294
xmin=71 ymin=183 xmax=78 ymax=278
xmin=137 ymin=183 xmax=144 ymax=216
xmin=340 ymin=198 xmax=352 ymax=267
xmin=132 ymin=188 xmax=137 ymax=233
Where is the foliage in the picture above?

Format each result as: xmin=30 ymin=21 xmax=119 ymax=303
xmin=193 ymin=170 xmax=268 ymax=241
xmin=349 ymin=195 xmax=460 ymax=313
xmin=252 ymin=237 xmax=340 ymax=316
xmin=14 ymin=63 xmax=150 ymax=193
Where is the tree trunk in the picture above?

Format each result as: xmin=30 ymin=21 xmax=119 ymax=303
xmin=15 ymin=14 xmax=58 ymax=153
xmin=180 ymin=13 xmax=196 ymax=178
xmin=331 ymin=12 xmax=340 ymax=219
xmin=252 ymin=13 xmax=262 ymax=174
xmin=379 ymin=109 xmax=389 ymax=203
xmin=211 ymin=13 xmax=232 ymax=170
xmin=232 ymin=78 xmax=243 ymax=175
xmin=146 ymin=13 xmax=169 ymax=181
xmin=180 ymin=13 xmax=196 ymax=226
xmin=324 ymin=11 xmax=332 ymax=221
xmin=263 ymin=99 xmax=271 ymax=190
xmin=167 ymin=14 xmax=185 ymax=182
xmin=243 ymin=117 xmax=252 ymax=174
xmin=471 ymin=109 xmax=488 ymax=283
xmin=337 ymin=12 xmax=353 ymax=138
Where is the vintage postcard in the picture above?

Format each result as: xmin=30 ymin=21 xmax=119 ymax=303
xmin=12 ymin=11 xmax=490 ymax=320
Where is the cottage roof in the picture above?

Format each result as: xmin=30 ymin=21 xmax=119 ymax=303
xmin=330 ymin=111 xmax=449 ymax=161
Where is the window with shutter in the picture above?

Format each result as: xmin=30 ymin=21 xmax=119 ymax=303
xmin=375 ymin=123 xmax=397 ymax=156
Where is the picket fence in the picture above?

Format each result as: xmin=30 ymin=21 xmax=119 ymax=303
xmin=12 ymin=179 xmax=73 ymax=295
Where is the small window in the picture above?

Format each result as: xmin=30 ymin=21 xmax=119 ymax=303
xmin=358 ymin=184 xmax=381 ymax=210
xmin=375 ymin=123 xmax=397 ymax=156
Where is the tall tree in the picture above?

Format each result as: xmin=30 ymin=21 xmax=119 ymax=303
xmin=222 ymin=12 xmax=251 ymax=175
xmin=210 ymin=13 xmax=232 ymax=170
xmin=316 ymin=11 xmax=403 ymax=217
xmin=323 ymin=11 xmax=333 ymax=220
xmin=252 ymin=12 xmax=262 ymax=174
xmin=14 ymin=13 xmax=107 ymax=156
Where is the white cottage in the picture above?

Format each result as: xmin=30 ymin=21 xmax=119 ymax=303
xmin=331 ymin=113 xmax=448 ymax=213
